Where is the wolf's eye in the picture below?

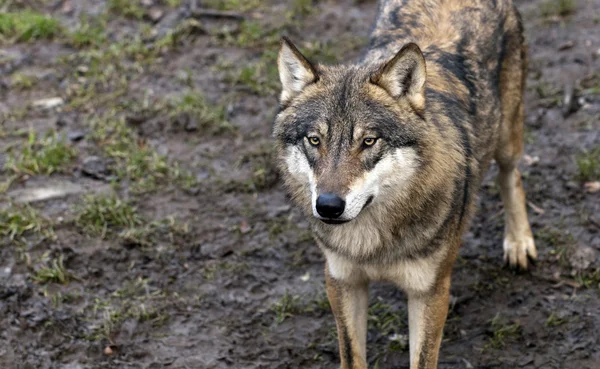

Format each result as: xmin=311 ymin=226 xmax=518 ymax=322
xmin=363 ymin=137 xmax=377 ymax=147
xmin=308 ymin=136 xmax=320 ymax=146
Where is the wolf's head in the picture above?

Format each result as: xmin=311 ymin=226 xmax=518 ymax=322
xmin=273 ymin=38 xmax=428 ymax=225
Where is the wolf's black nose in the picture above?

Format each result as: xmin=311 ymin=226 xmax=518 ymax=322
xmin=316 ymin=194 xmax=345 ymax=219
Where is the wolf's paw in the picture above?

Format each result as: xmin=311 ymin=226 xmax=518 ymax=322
xmin=503 ymin=236 xmax=537 ymax=270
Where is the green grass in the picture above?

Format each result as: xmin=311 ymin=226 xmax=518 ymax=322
xmin=220 ymin=50 xmax=279 ymax=96
xmin=165 ymin=0 xmax=183 ymax=7
xmin=89 ymin=114 xmax=198 ymax=193
xmin=155 ymin=19 xmax=205 ymax=50
xmin=272 ymin=290 xmax=303 ymax=324
xmin=289 ymin=0 xmax=314 ymax=17
xmin=70 ymin=16 xmax=107 ymax=48
xmin=576 ymin=148 xmax=600 ymax=181
xmin=120 ymin=217 xmax=189 ymax=247
xmin=0 ymin=204 xmax=52 ymax=241
xmin=541 ymin=0 xmax=576 ymax=18
xmin=169 ymin=91 xmax=232 ymax=133
xmin=368 ymin=298 xmax=406 ymax=339
xmin=5 ymin=130 xmax=77 ymax=175
xmin=0 ymin=11 xmax=61 ymax=43
xmin=574 ymin=270 xmax=600 ymax=289
xmin=203 ymin=0 xmax=261 ymax=11
xmin=33 ymin=255 xmax=70 ymax=284
xmin=107 ymin=0 xmax=145 ymax=19
xmin=486 ymin=314 xmax=521 ymax=349
xmin=218 ymin=34 xmax=365 ymax=96
xmin=75 ymin=194 xmax=142 ymax=236
xmin=10 ymin=73 xmax=37 ymax=90
xmin=545 ymin=312 xmax=568 ymax=327
xmin=89 ymin=296 xmax=168 ymax=341
xmin=224 ymin=21 xmax=280 ymax=48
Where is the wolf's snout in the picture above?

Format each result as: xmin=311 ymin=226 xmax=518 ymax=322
xmin=316 ymin=194 xmax=345 ymax=219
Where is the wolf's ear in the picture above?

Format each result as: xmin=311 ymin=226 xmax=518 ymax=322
xmin=371 ymin=43 xmax=426 ymax=112
xmin=278 ymin=37 xmax=318 ymax=103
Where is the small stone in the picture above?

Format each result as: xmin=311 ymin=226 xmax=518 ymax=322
xmin=8 ymin=181 xmax=84 ymax=203
xmin=239 ymin=221 xmax=251 ymax=234
xmin=61 ymin=0 xmax=73 ymax=14
xmin=175 ymin=70 xmax=190 ymax=83
xmin=557 ymin=40 xmax=575 ymax=51
xmin=184 ymin=117 xmax=199 ymax=132
xmin=33 ymin=97 xmax=64 ymax=109
xmin=56 ymin=114 xmax=73 ymax=127
xmin=463 ymin=359 xmax=474 ymax=369
xmin=523 ymin=155 xmax=540 ymax=166
xmin=81 ymin=156 xmax=108 ymax=179
xmin=67 ymin=130 xmax=85 ymax=142
xmin=104 ymin=346 xmax=113 ymax=355
xmin=147 ymin=7 xmax=164 ymax=22
xmin=565 ymin=181 xmax=579 ymax=191
xmin=388 ymin=333 xmax=408 ymax=350
xmin=562 ymin=83 xmax=579 ymax=118
xmin=0 ymin=266 xmax=12 ymax=279
xmin=569 ymin=246 xmax=597 ymax=272
xmin=584 ymin=181 xmax=600 ymax=193
xmin=76 ymin=65 xmax=89 ymax=74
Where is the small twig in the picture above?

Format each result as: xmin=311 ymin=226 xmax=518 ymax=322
xmin=486 ymin=208 xmax=504 ymax=224
xmin=189 ymin=9 xmax=245 ymax=21
xmin=527 ymin=201 xmax=545 ymax=215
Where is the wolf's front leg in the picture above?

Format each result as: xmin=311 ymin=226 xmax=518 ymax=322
xmin=325 ymin=264 xmax=369 ymax=369
xmin=407 ymin=272 xmax=451 ymax=369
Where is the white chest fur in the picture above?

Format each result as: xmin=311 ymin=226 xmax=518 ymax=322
xmin=323 ymin=246 xmax=445 ymax=294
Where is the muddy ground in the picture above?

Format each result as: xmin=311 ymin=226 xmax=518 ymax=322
xmin=0 ymin=0 xmax=599 ymax=368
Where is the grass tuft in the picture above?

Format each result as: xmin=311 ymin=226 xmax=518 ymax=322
xmin=0 ymin=204 xmax=52 ymax=241
xmin=272 ymin=290 xmax=303 ymax=324
xmin=576 ymin=147 xmax=600 ymax=181
xmin=107 ymin=0 xmax=145 ymax=19
xmin=75 ymin=194 xmax=142 ymax=236
xmin=0 ymin=11 xmax=61 ymax=43
xmin=368 ymin=298 xmax=406 ymax=339
xmin=10 ymin=73 xmax=37 ymax=90
xmin=541 ymin=0 xmax=576 ymax=18
xmin=33 ymin=255 xmax=70 ymax=284
xmin=486 ymin=314 xmax=521 ymax=349
xmin=5 ymin=130 xmax=77 ymax=175
xmin=70 ymin=16 xmax=107 ymax=48
xmin=203 ymin=0 xmax=261 ymax=11
xmin=90 ymin=114 xmax=198 ymax=193
xmin=169 ymin=91 xmax=232 ymax=133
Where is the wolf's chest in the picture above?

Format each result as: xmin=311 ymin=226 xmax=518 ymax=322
xmin=323 ymin=247 xmax=445 ymax=294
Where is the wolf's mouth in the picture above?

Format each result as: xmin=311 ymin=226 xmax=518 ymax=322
xmin=320 ymin=219 xmax=350 ymax=225
xmin=362 ymin=195 xmax=374 ymax=210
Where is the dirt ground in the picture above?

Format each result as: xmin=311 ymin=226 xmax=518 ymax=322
xmin=0 ymin=0 xmax=599 ymax=368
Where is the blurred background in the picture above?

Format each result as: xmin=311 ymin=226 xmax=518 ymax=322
xmin=0 ymin=0 xmax=599 ymax=368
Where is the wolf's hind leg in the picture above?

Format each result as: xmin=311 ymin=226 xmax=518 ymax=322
xmin=495 ymin=91 xmax=537 ymax=270
xmin=495 ymin=41 xmax=537 ymax=269
xmin=495 ymin=15 xmax=537 ymax=270
xmin=497 ymin=165 xmax=537 ymax=269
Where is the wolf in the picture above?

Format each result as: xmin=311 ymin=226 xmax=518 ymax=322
xmin=272 ymin=0 xmax=536 ymax=368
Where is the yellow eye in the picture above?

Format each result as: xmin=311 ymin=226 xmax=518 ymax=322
xmin=308 ymin=136 xmax=320 ymax=146
xmin=363 ymin=137 xmax=377 ymax=146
